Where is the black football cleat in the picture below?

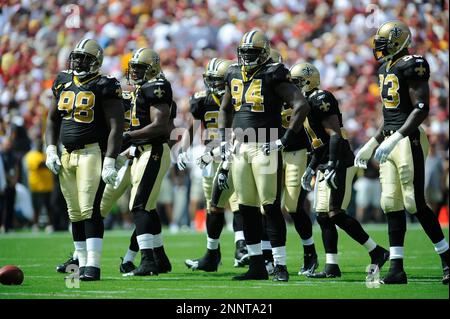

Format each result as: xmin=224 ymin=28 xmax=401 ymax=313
xmin=381 ymin=268 xmax=408 ymax=284
xmin=234 ymin=240 xmax=249 ymax=267
xmin=307 ymin=263 xmax=341 ymax=278
xmin=185 ymin=248 xmax=221 ymax=272
xmin=272 ymin=264 xmax=289 ymax=282
xmin=442 ymin=266 xmax=449 ymax=285
xmin=370 ymin=246 xmax=390 ymax=271
xmin=56 ymin=255 xmax=79 ymax=273
xmin=119 ymin=257 xmax=136 ymax=274
xmin=79 ymin=266 xmax=101 ymax=281
xmin=124 ymin=249 xmax=159 ymax=276
xmin=298 ymin=253 xmax=319 ymax=275
xmin=154 ymin=246 xmax=172 ymax=273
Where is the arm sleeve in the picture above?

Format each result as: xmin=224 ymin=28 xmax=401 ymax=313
xmin=189 ymin=92 xmax=205 ymax=120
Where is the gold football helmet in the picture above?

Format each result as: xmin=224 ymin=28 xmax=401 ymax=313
xmin=128 ymin=48 xmax=161 ymax=85
xmin=69 ymin=39 xmax=103 ymax=76
xmin=238 ymin=30 xmax=270 ymax=71
xmin=269 ymin=49 xmax=282 ymax=63
xmin=373 ymin=20 xmax=411 ymax=62
xmin=290 ymin=62 xmax=320 ymax=93
xmin=203 ymin=58 xmax=233 ymax=95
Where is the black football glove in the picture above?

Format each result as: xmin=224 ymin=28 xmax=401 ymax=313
xmin=323 ymin=161 xmax=338 ymax=190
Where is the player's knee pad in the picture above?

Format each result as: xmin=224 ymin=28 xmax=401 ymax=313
xmin=380 ymin=184 xmax=404 ymax=212
xmin=80 ymin=209 xmax=93 ymax=221
xmin=68 ymin=211 xmax=83 ymax=223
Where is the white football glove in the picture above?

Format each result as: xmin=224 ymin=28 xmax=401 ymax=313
xmin=177 ymin=151 xmax=190 ymax=171
xmin=102 ymin=157 xmax=118 ymax=185
xmin=114 ymin=159 xmax=130 ymax=189
xmin=374 ymin=132 xmax=404 ymax=164
xmin=354 ymin=137 xmax=379 ymax=169
xmin=260 ymin=139 xmax=284 ymax=156
xmin=196 ymin=151 xmax=214 ymax=169
xmin=45 ymin=145 xmax=61 ymax=175
xmin=115 ymin=154 xmax=127 ymax=169
xmin=301 ymin=167 xmax=315 ymax=191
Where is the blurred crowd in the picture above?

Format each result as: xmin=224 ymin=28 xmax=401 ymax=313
xmin=0 ymin=0 xmax=448 ymax=233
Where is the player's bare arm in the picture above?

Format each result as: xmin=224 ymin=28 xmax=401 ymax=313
xmin=396 ymin=80 xmax=429 ymax=136
xmin=276 ymin=82 xmax=310 ymax=134
xmin=218 ymin=86 xmax=233 ymax=130
xmin=103 ymin=98 xmax=124 ymax=159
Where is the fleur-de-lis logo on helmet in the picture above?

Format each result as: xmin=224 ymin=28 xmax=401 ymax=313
xmin=390 ymin=26 xmax=402 ymax=39
xmin=302 ymin=66 xmax=313 ymax=77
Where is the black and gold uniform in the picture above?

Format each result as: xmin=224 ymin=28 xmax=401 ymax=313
xmin=128 ymin=75 xmax=172 ymax=212
xmin=226 ymin=61 xmax=290 ymax=208
xmin=52 ymin=70 xmax=122 ymax=222
xmin=190 ymin=90 xmax=221 ymax=145
xmin=228 ymin=62 xmax=289 ymax=143
xmin=377 ymin=55 xmax=430 ymax=214
xmin=304 ymin=89 xmax=355 ymax=213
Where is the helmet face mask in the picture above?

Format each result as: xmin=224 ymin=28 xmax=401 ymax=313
xmin=237 ymin=31 xmax=270 ymax=72
xmin=69 ymin=39 xmax=103 ymax=77
xmin=128 ymin=62 xmax=151 ymax=85
xmin=203 ymin=74 xmax=225 ymax=95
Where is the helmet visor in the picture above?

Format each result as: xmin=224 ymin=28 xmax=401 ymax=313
xmin=372 ymin=36 xmax=389 ymax=61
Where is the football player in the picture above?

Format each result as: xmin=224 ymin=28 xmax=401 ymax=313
xmin=290 ymin=62 xmax=389 ymax=279
xmin=180 ymin=58 xmax=249 ymax=271
xmin=355 ymin=20 xmax=449 ymax=285
xmin=45 ymin=39 xmax=124 ymax=281
xmin=262 ymin=49 xmax=318 ymax=276
xmin=56 ymin=94 xmax=177 ymax=275
xmin=121 ymin=48 xmax=172 ymax=276
xmin=219 ymin=30 xmax=312 ymax=281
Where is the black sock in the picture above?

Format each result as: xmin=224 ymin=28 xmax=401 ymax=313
xmin=84 ymin=215 xmax=104 ymax=239
xmin=149 ymin=209 xmax=162 ymax=235
xmin=133 ymin=210 xmax=152 ymax=236
xmin=249 ymin=255 xmax=266 ymax=272
xmin=232 ymin=210 xmax=244 ymax=232
xmin=289 ymin=211 xmax=316 ymax=255
xmin=415 ymin=206 xmax=446 ymax=244
xmin=72 ymin=221 xmax=86 ymax=242
xmin=206 ymin=212 xmax=225 ymax=240
xmin=387 ymin=210 xmax=406 ymax=247
xmin=263 ymin=203 xmax=286 ymax=248
xmin=239 ymin=204 xmax=262 ymax=246
xmin=330 ymin=212 xmax=369 ymax=245
xmin=316 ymin=215 xmax=338 ymax=254
xmin=129 ymin=229 xmax=139 ymax=252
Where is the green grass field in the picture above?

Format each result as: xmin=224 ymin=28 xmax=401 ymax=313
xmin=0 ymin=224 xmax=448 ymax=299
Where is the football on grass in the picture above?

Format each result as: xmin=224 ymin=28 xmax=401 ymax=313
xmin=0 ymin=265 xmax=24 ymax=285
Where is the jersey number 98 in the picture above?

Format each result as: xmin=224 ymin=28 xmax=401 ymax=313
xmin=58 ymin=91 xmax=95 ymax=123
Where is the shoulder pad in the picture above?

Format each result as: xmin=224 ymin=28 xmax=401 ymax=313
xmin=98 ymin=75 xmax=122 ymax=99
xmin=266 ymin=63 xmax=290 ymax=83
xmin=141 ymin=78 xmax=172 ymax=102
xmin=52 ymin=71 xmax=73 ymax=96
xmin=400 ymin=55 xmax=430 ymax=81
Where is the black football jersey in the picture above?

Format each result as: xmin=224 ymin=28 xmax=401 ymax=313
xmin=280 ymin=103 xmax=309 ymax=152
xmin=304 ymin=89 xmax=354 ymax=168
xmin=129 ymin=76 xmax=173 ymax=145
xmin=378 ymin=55 xmax=430 ymax=131
xmin=225 ymin=62 xmax=291 ymax=142
xmin=52 ymin=70 xmax=122 ymax=151
xmin=189 ymin=90 xmax=221 ymax=143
